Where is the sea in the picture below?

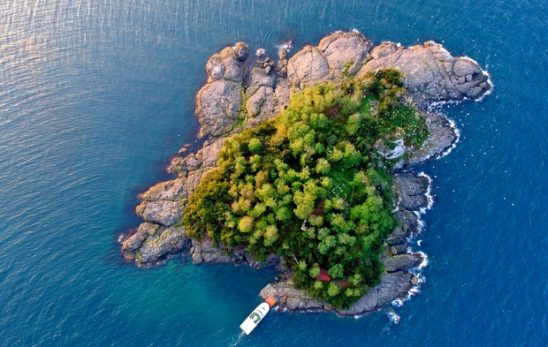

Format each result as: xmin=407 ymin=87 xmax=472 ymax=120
xmin=0 ymin=1 xmax=546 ymax=346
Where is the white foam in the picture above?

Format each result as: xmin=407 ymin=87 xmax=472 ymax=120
xmin=417 ymin=172 xmax=434 ymax=213
xmin=415 ymin=251 xmax=429 ymax=270
xmin=391 ymin=298 xmax=404 ymax=307
xmin=387 ymin=311 xmax=401 ymax=324
xmin=276 ymin=41 xmax=293 ymax=53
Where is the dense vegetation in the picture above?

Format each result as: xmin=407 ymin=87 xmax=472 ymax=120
xmin=182 ymin=70 xmax=428 ymax=308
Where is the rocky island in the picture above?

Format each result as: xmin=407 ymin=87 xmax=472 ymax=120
xmin=119 ymin=31 xmax=491 ymax=316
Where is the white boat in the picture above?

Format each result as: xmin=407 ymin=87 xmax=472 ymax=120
xmin=239 ymin=303 xmax=270 ymax=335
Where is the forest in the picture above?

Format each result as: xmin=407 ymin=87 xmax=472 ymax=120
xmin=182 ymin=69 xmax=428 ymax=308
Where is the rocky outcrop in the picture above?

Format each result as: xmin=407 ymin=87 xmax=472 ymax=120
xmin=259 ymin=270 xmax=419 ymax=316
xmin=135 ymin=200 xmax=182 ymax=227
xmin=190 ymin=238 xmax=235 ymax=264
xmin=358 ymin=41 xmax=491 ymax=106
xmin=405 ymin=112 xmax=458 ymax=165
xmin=121 ymin=223 xmax=189 ymax=265
xmin=121 ymin=30 xmax=491 ymax=313
xmin=393 ymin=173 xmax=430 ymax=211
xmin=196 ymin=42 xmax=249 ymax=138
xmin=382 ymin=253 xmax=424 ymax=272
xmin=318 ymin=31 xmax=373 ymax=78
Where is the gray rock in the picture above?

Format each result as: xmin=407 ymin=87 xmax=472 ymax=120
xmin=139 ymin=178 xmax=186 ymax=201
xmin=394 ymin=173 xmax=430 ymax=211
xmin=388 ymin=243 xmax=408 ymax=255
xmin=383 ymin=253 xmax=424 ymax=272
xmin=121 ymin=222 xmax=160 ymax=253
xmin=318 ymin=31 xmax=373 ymax=77
xmin=405 ymin=112 xmax=458 ymax=165
xmin=233 ymin=42 xmax=250 ymax=62
xmin=337 ymin=271 xmax=413 ymax=316
xmin=190 ymin=238 xmax=233 ymax=264
xmin=259 ymin=278 xmax=326 ymax=311
xmin=135 ymin=200 xmax=182 ymax=227
xmin=195 ymin=80 xmax=242 ymax=137
xmin=358 ymin=40 xmax=491 ymax=106
xmin=137 ymin=226 xmax=189 ymax=264
xmin=259 ymin=270 xmax=414 ymax=316
xmin=287 ymin=45 xmax=330 ymax=88
xmin=395 ymin=209 xmax=420 ymax=235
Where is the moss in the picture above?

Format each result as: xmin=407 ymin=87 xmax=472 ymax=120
xmin=341 ymin=60 xmax=354 ymax=78
xmin=235 ymin=89 xmax=249 ymax=128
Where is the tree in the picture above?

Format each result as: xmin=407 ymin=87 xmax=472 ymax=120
xmin=182 ymin=70 xmax=429 ymax=309
xmin=238 ymin=216 xmax=254 ymax=233
xmin=248 ymin=137 xmax=263 ymax=154
xmin=315 ymin=158 xmax=331 ymax=174
xmin=328 ymin=264 xmax=344 ymax=279
xmin=327 ymin=282 xmax=340 ymax=297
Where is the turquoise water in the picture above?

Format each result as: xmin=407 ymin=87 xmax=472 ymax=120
xmin=0 ymin=1 xmax=546 ymax=346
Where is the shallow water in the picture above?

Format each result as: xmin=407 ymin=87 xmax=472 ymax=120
xmin=0 ymin=1 xmax=546 ymax=346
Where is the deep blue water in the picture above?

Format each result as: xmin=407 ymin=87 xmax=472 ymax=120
xmin=0 ymin=1 xmax=546 ymax=346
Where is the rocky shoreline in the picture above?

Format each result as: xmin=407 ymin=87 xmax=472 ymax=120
xmin=119 ymin=30 xmax=491 ymax=316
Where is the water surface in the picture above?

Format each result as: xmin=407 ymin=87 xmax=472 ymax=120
xmin=0 ymin=1 xmax=546 ymax=346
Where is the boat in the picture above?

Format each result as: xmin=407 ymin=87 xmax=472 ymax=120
xmin=239 ymin=298 xmax=276 ymax=335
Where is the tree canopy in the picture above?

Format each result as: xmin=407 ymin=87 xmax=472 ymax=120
xmin=182 ymin=70 xmax=428 ymax=308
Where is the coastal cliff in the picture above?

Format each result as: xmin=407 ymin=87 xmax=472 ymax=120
xmin=119 ymin=31 xmax=490 ymax=315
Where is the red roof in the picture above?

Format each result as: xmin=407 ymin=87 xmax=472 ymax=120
xmin=314 ymin=269 xmax=331 ymax=282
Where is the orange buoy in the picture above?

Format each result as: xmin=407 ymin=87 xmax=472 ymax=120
xmin=265 ymin=296 xmax=277 ymax=307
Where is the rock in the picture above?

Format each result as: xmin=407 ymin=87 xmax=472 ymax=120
xmin=318 ymin=31 xmax=373 ymax=77
xmin=411 ymin=275 xmax=420 ymax=285
xmin=383 ymin=253 xmax=424 ymax=272
xmin=137 ymin=226 xmax=189 ymax=264
xmin=287 ymin=45 xmax=330 ymax=88
xmin=244 ymin=252 xmax=281 ymax=269
xmin=358 ymin=41 xmax=491 ymax=105
xmin=195 ymin=80 xmax=242 ymax=137
xmin=234 ymin=42 xmax=250 ymax=62
xmin=190 ymin=238 xmax=233 ymax=264
xmin=260 ymin=270 xmax=415 ymax=316
xmin=369 ymin=41 xmax=398 ymax=59
xmin=121 ymin=222 xmax=160 ymax=253
xmin=246 ymin=86 xmax=276 ymax=124
xmin=388 ymin=243 xmax=408 ymax=255
xmin=206 ymin=45 xmax=247 ymax=83
xmin=395 ymin=209 xmax=420 ymax=235
xmin=139 ymin=178 xmax=186 ymax=201
xmin=182 ymin=168 xmax=211 ymax=194
xmin=259 ymin=278 xmax=325 ymax=311
xmin=122 ymin=224 xmax=189 ymax=265
xmin=405 ymin=112 xmax=458 ymax=165
xmin=394 ymin=173 xmax=430 ymax=210
xmin=337 ymin=271 xmax=413 ymax=316
xmin=274 ymin=78 xmax=290 ymax=113
xmin=135 ymin=200 xmax=182 ymax=227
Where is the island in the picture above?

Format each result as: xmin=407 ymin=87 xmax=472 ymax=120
xmin=119 ymin=31 xmax=491 ymax=315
